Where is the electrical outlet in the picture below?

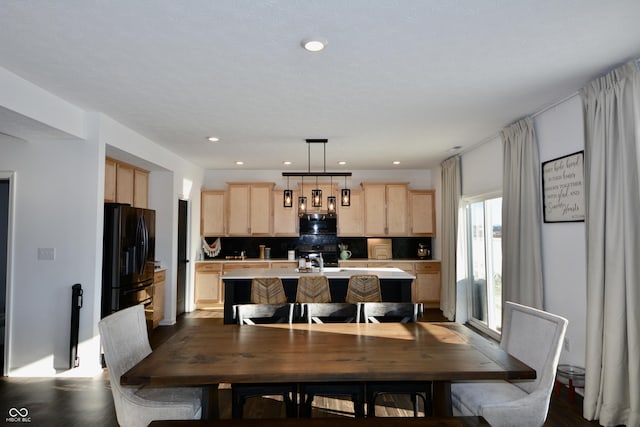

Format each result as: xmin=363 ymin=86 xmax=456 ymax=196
xmin=564 ymin=337 xmax=570 ymax=352
xmin=37 ymin=247 xmax=55 ymax=261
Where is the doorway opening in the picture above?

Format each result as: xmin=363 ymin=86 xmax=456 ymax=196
xmin=176 ymin=199 xmax=188 ymax=316
xmin=1 ymin=178 xmax=10 ymax=376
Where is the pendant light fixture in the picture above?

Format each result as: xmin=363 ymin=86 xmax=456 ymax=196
xmin=327 ymin=175 xmax=336 ymax=216
xmin=283 ymin=139 xmax=351 ymax=214
xmin=298 ymin=176 xmax=307 ymax=216
xmin=283 ymin=176 xmax=293 ymax=207
xmin=312 ymin=176 xmax=322 ymax=207
xmin=341 ymin=175 xmax=351 ymax=206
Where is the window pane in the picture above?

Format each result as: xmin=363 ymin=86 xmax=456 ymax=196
xmin=469 ymin=201 xmax=487 ymax=323
xmin=463 ymin=196 xmax=502 ymax=334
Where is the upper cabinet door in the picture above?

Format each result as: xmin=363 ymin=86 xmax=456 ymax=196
xmin=104 ymin=158 xmax=117 ymax=202
xmin=409 ymin=190 xmax=435 ymax=236
xmin=201 ymin=190 xmax=225 ymax=236
xmin=227 ymin=184 xmax=251 ymax=235
xmin=273 ymin=190 xmax=298 ymax=236
xmin=337 ymin=189 xmax=363 ymax=236
xmin=386 ymin=184 xmax=408 ymax=236
xmin=249 ymin=184 xmax=273 ymax=235
xmin=115 ymin=163 xmax=134 ymax=205
xmin=363 ymin=184 xmax=387 ymax=236
xmin=133 ymin=169 xmax=149 ymax=209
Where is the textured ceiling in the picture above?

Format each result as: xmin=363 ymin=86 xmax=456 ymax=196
xmin=1 ymin=0 xmax=640 ymax=170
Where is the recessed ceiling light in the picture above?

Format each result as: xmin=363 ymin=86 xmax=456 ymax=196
xmin=207 ymin=136 xmax=219 ymax=142
xmin=337 ymin=161 xmax=347 ymax=166
xmin=235 ymin=161 xmax=244 ymax=166
xmin=302 ymin=38 xmax=327 ymax=52
xmin=283 ymin=161 xmax=292 ymax=165
xmin=393 ymin=161 xmax=401 ymax=165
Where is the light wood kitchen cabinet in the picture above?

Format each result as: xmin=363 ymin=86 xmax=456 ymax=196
xmin=105 ymin=157 xmax=149 ymax=208
xmin=362 ymin=183 xmax=408 ymax=236
xmin=133 ymin=169 xmax=149 ymax=209
xmin=152 ymin=269 xmax=166 ymax=328
xmin=201 ymin=190 xmax=226 ymax=236
xmin=227 ymin=183 xmax=274 ymax=236
xmin=222 ymin=262 xmax=270 ymax=272
xmin=414 ymin=262 xmax=441 ymax=308
xmin=104 ymin=158 xmax=117 ymax=202
xmin=273 ymin=190 xmax=298 ymax=236
xmin=337 ymin=189 xmax=364 ymax=236
xmin=195 ymin=263 xmax=224 ymax=308
xmin=409 ymin=190 xmax=435 ymax=236
xmin=269 ymin=261 xmax=298 ymax=269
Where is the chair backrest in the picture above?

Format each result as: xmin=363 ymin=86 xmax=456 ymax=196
xmin=251 ymin=277 xmax=287 ymax=304
xmin=296 ymin=275 xmax=331 ymax=303
xmin=98 ymin=305 xmax=152 ymax=419
xmin=500 ymin=301 xmax=568 ymax=395
xmin=236 ymin=303 xmax=294 ymax=325
xmin=345 ymin=274 xmax=381 ymax=303
xmin=362 ymin=302 xmax=421 ymax=323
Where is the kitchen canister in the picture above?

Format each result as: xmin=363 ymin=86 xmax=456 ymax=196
xmin=264 ymin=247 xmax=271 ymax=259
xmin=259 ymin=245 xmax=266 ymax=259
xmin=288 ymin=250 xmax=296 ymax=261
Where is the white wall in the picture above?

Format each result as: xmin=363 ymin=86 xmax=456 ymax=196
xmin=459 ymin=95 xmax=587 ymax=368
xmin=0 ymin=66 xmax=204 ymax=375
xmin=0 ymin=133 xmax=103 ymax=375
xmin=535 ymin=95 xmax=587 ymax=367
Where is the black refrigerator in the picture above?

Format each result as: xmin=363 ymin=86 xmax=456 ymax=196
xmin=101 ymin=203 xmax=156 ymax=319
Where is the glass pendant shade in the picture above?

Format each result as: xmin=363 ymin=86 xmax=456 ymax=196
xmin=283 ymin=189 xmax=293 ymax=207
xmin=298 ymin=196 xmax=307 ymax=216
xmin=311 ymin=189 xmax=322 ymax=207
xmin=341 ymin=188 xmax=351 ymax=206
xmin=327 ymin=196 xmax=336 ymax=215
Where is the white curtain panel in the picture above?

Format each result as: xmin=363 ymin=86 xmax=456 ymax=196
xmin=500 ymin=118 xmax=544 ymax=309
xmin=440 ymin=155 xmax=461 ymax=321
xmin=581 ymin=60 xmax=640 ymax=427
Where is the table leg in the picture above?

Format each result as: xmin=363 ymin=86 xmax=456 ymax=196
xmin=201 ymin=385 xmax=220 ymax=419
xmin=432 ymin=381 xmax=452 ymax=416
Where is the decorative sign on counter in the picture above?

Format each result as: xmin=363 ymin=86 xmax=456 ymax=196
xmin=541 ymin=151 xmax=585 ymax=223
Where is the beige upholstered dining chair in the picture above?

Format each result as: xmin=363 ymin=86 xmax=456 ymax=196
xmin=98 ymin=305 xmax=202 ymax=427
xmin=451 ymin=301 xmax=568 ymax=427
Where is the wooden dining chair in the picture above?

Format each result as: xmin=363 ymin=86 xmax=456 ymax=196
xmin=364 ymin=302 xmax=431 ymax=417
xmin=98 ymin=305 xmax=202 ymax=427
xmin=345 ymin=274 xmax=381 ymax=303
xmin=234 ymin=277 xmax=293 ymax=324
xmin=251 ymin=277 xmax=288 ymax=304
xmin=296 ymin=275 xmax=331 ymax=303
xmin=232 ymin=277 xmax=298 ymax=418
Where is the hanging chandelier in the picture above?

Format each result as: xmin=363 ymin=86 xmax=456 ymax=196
xmin=282 ymin=139 xmax=351 ymax=215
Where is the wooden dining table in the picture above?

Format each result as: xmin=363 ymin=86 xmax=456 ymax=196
xmin=121 ymin=321 xmax=535 ymax=419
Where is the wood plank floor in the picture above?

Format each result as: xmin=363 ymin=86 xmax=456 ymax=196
xmin=0 ymin=309 xmax=598 ymax=426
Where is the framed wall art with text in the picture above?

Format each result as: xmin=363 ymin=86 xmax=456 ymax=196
xmin=541 ymin=151 xmax=585 ymax=223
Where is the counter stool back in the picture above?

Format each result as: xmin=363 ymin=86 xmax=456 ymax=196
xmin=345 ymin=275 xmax=381 ymax=303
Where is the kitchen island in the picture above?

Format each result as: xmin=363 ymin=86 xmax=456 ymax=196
xmin=222 ymin=267 xmax=416 ymax=324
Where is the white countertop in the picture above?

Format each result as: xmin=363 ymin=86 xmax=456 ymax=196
xmin=221 ymin=267 xmax=416 ymax=280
